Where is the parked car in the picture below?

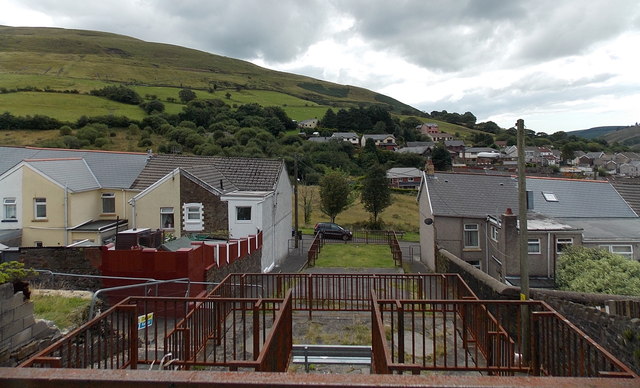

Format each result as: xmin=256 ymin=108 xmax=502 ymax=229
xmin=314 ymin=222 xmax=352 ymax=240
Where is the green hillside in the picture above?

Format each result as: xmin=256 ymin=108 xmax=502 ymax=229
xmin=0 ymin=25 xmax=421 ymax=121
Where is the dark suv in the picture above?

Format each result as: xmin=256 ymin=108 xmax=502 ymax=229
xmin=314 ymin=222 xmax=352 ymax=240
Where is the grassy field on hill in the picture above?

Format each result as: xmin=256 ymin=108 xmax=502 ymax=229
xmin=0 ymin=92 xmax=147 ymax=121
xmin=296 ymin=186 xmax=419 ymax=235
xmin=0 ymin=26 xmax=421 ymax=115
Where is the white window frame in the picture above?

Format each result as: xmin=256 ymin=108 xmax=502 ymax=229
xmin=490 ymin=225 xmax=499 ymax=242
xmin=101 ymin=192 xmax=116 ymax=214
xmin=463 ymin=223 xmax=480 ymax=249
xmin=183 ymin=203 xmax=203 ymax=232
xmin=528 ymin=238 xmax=541 ymax=254
xmin=599 ymin=244 xmax=633 ymax=260
xmin=160 ymin=207 xmax=175 ymax=229
xmin=3 ymin=197 xmax=16 ymax=220
xmin=236 ymin=206 xmax=252 ymax=223
xmin=556 ymin=237 xmax=573 ymax=254
xmin=34 ymin=198 xmax=47 ymax=220
xmin=542 ymin=192 xmax=558 ymax=202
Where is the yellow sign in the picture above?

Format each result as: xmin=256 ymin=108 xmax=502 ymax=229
xmin=137 ymin=312 xmax=154 ymax=330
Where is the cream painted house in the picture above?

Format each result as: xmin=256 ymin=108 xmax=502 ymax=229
xmin=129 ymin=154 xmax=292 ymax=272
xmin=0 ymin=146 xmax=149 ymax=247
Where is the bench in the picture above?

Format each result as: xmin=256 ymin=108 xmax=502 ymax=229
xmin=291 ymin=344 xmax=372 ymax=372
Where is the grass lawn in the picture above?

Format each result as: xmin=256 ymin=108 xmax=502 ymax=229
xmin=316 ymin=244 xmax=396 ymax=268
xmin=32 ymin=294 xmax=91 ymax=330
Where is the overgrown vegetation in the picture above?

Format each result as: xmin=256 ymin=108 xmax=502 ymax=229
xmin=556 ymin=246 xmax=640 ymax=296
xmin=32 ymin=294 xmax=91 ymax=330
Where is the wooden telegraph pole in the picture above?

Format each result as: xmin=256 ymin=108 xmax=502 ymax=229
xmin=516 ymin=118 xmax=530 ymax=363
xmin=294 ymin=156 xmax=299 ymax=249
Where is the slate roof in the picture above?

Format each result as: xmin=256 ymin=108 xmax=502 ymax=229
xmin=397 ymin=146 xmax=431 ymax=154
xmin=526 ymin=177 xmax=637 ymax=218
xmin=425 ymin=173 xmax=639 ymax=220
xmin=560 ymin=218 xmax=640 ymax=242
xmin=444 ymin=140 xmax=465 ymax=147
xmin=131 ymin=154 xmax=284 ymax=192
xmin=0 ymin=146 xmax=149 ymax=189
xmin=611 ymin=181 xmax=640 ymax=215
xmin=387 ymin=167 xmax=422 ymax=179
xmin=331 ymin=132 xmax=358 ymax=139
xmin=407 ymin=141 xmax=435 ymax=147
xmin=182 ymin=165 xmax=238 ymax=194
xmin=425 ymin=173 xmax=519 ymax=217
xmin=26 ymin=158 xmax=100 ymax=192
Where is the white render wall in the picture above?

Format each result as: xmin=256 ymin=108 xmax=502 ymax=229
xmin=0 ymin=167 xmax=23 ymax=230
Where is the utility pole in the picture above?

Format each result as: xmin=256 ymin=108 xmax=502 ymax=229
xmin=516 ymin=118 xmax=530 ymax=363
xmin=294 ymin=156 xmax=299 ymax=249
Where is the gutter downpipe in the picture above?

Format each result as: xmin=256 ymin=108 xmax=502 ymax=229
xmin=547 ymin=232 xmax=552 ymax=279
xmin=131 ymin=197 xmax=136 ymax=229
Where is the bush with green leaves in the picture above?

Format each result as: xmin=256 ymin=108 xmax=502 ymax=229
xmin=556 ymin=246 xmax=640 ymax=296
xmin=0 ymin=261 xmax=37 ymax=284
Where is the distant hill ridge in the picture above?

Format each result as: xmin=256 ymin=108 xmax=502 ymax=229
xmin=0 ymin=25 xmax=421 ymax=115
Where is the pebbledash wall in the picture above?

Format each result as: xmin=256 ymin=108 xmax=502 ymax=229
xmin=0 ymin=283 xmax=59 ymax=367
xmin=436 ymin=248 xmax=640 ymax=374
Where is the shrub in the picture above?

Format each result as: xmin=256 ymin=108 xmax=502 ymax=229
xmin=0 ymin=261 xmax=37 ymax=284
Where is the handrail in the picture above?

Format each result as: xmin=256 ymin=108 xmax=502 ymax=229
xmin=88 ymin=278 xmax=191 ymax=318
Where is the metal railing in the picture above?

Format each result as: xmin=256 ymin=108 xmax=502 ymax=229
xmin=210 ymin=273 xmax=478 ymax=318
xmin=19 ymin=273 xmax=637 ymax=380
xmin=22 ymin=292 xmax=293 ymax=373
xmin=310 ymin=230 xmax=403 ymax=267
xmin=370 ymin=294 xmax=637 ymax=378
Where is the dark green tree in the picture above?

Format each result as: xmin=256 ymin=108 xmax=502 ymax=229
xmin=179 ymin=88 xmax=197 ymax=103
xmin=319 ymin=169 xmax=352 ymax=223
xmin=557 ymin=246 xmax=640 ymax=296
xmin=140 ymin=99 xmax=165 ymax=114
xmin=360 ymin=165 xmax=392 ymax=227
xmin=431 ymin=144 xmax=452 ymax=171
xmin=320 ymin=108 xmax=337 ymax=128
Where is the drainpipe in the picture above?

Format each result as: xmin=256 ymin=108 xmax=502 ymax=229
xmin=547 ymin=232 xmax=552 ymax=279
xmin=131 ymin=197 xmax=136 ymax=229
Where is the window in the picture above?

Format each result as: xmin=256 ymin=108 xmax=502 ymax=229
xmin=34 ymin=198 xmax=47 ymax=219
xmin=183 ymin=203 xmax=203 ymax=232
xmin=599 ymin=245 xmax=633 ymax=260
xmin=542 ymin=192 xmax=558 ymax=202
xmin=556 ymin=238 xmax=573 ymax=253
xmin=3 ymin=198 xmax=16 ymax=221
xmin=102 ymin=193 xmax=115 ymax=214
xmin=160 ymin=207 xmax=174 ymax=229
xmin=528 ymin=238 xmax=541 ymax=254
xmin=236 ymin=206 xmax=252 ymax=221
xmin=464 ymin=224 xmax=479 ymax=248
xmin=34 ymin=241 xmax=43 ymax=247
xmin=491 ymin=225 xmax=499 ymax=241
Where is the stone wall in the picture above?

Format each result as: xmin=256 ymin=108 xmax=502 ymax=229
xmin=17 ymin=247 xmax=102 ymax=291
xmin=437 ymin=248 xmax=640 ymax=374
xmin=0 ymin=282 xmax=59 ymax=367
xmin=206 ymin=248 xmax=262 ymax=286
xmin=181 ymin=176 xmax=228 ymax=237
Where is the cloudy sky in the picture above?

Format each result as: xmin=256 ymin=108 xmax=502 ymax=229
xmin=2 ymin=0 xmax=639 ymax=133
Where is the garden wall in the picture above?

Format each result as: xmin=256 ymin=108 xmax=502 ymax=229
xmin=0 ymin=282 xmax=59 ymax=367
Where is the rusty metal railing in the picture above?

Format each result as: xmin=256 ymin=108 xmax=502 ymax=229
xmin=210 ymin=273 xmax=478 ymax=316
xmin=21 ymin=292 xmax=293 ymax=373
xmin=306 ymin=233 xmax=322 ymax=267
xmin=370 ymin=295 xmax=637 ymax=378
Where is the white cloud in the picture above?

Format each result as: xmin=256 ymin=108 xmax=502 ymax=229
xmin=1 ymin=0 xmax=639 ymax=133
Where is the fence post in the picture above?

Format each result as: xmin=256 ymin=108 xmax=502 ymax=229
xmin=531 ymin=312 xmax=540 ymax=375
xmin=307 ymin=274 xmax=313 ymax=320
xmin=397 ymin=301 xmax=404 ymax=365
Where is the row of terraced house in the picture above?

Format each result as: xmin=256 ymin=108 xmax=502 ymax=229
xmin=0 ymin=146 xmax=292 ymax=272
